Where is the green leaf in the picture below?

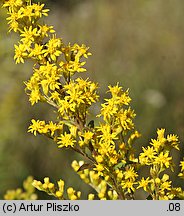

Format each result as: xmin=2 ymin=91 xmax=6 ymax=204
xmin=114 ymin=162 xmax=125 ymax=170
xmin=77 ymin=163 xmax=95 ymax=172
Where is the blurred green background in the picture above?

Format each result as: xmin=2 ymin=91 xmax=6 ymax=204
xmin=0 ymin=0 xmax=184 ymax=199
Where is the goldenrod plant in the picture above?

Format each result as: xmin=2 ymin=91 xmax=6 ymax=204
xmin=2 ymin=0 xmax=184 ymax=200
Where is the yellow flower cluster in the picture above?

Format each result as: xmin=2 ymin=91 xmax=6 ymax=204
xmin=3 ymin=0 xmax=91 ymax=107
xmin=58 ymin=78 xmax=99 ymax=121
xmin=137 ymin=175 xmax=182 ymax=200
xmin=138 ymin=129 xmax=181 ymax=199
xmin=28 ymin=119 xmax=63 ymax=139
xmin=139 ymin=129 xmax=179 ymax=168
xmin=32 ymin=177 xmax=81 ymax=200
xmin=3 ymin=0 xmax=184 ymax=200
xmin=4 ymin=176 xmax=37 ymax=200
xmin=98 ymin=85 xmax=134 ymax=128
xmin=72 ymin=160 xmax=118 ymax=200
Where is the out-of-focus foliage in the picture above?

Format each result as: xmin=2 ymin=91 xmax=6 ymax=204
xmin=47 ymin=0 xmax=87 ymax=11
xmin=1 ymin=0 xmax=184 ymax=199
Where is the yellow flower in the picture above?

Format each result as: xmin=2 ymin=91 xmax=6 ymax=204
xmin=28 ymin=119 xmax=47 ymax=136
xmin=37 ymin=24 xmax=55 ymax=38
xmin=95 ymin=164 xmax=104 ymax=174
xmin=151 ymin=129 xmax=180 ymax=151
xmin=46 ymin=121 xmax=60 ymax=136
xmin=60 ymin=78 xmax=98 ymax=115
xmin=29 ymin=89 xmax=41 ymax=105
xmin=154 ymin=152 xmax=172 ymax=168
xmin=95 ymin=155 xmax=103 ymax=163
xmin=6 ymin=11 xmax=19 ymax=32
xmin=32 ymin=62 xmax=61 ymax=95
xmin=14 ymin=43 xmax=28 ymax=64
xmin=49 ymin=92 xmax=60 ymax=102
xmin=59 ymin=43 xmax=91 ymax=76
xmin=108 ymin=84 xmax=131 ymax=104
xmin=117 ymin=108 xmax=135 ymax=131
xmin=67 ymin=187 xmax=80 ymax=200
xmin=57 ymin=179 xmax=64 ymax=195
xmin=64 ymin=83 xmax=85 ymax=104
xmin=18 ymin=5 xmax=34 ymax=20
xmin=98 ymin=84 xmax=135 ymax=127
xmin=60 ymin=61 xmax=86 ymax=76
xmin=55 ymin=191 xmax=62 ymax=198
xmin=31 ymin=3 xmax=49 ymax=17
xmin=78 ymin=131 xmax=94 ymax=146
xmin=167 ymin=134 xmax=179 ymax=150
xmin=109 ymin=154 xmax=118 ymax=165
xmin=72 ymin=43 xmax=91 ymax=61
xmin=157 ymin=128 xmax=166 ymax=141
xmin=124 ymin=167 xmax=138 ymax=181
xmin=168 ymin=187 xmax=182 ymax=199
xmin=179 ymin=159 xmax=184 ymax=172
xmin=62 ymin=43 xmax=91 ymax=62
xmin=108 ymin=84 xmax=122 ymax=97
xmin=137 ymin=177 xmax=150 ymax=191
xmin=57 ymin=133 xmax=76 ymax=148
xmin=100 ymin=99 xmax=118 ymax=121
xmin=98 ymin=124 xmax=118 ymax=145
xmin=150 ymin=139 xmax=162 ymax=152
xmin=83 ymin=131 xmax=94 ymax=140
xmin=88 ymin=194 xmax=95 ymax=200
xmin=29 ymin=44 xmax=44 ymax=60
xmin=150 ymin=129 xmax=166 ymax=151
xmin=162 ymin=174 xmax=169 ymax=181
xmin=139 ymin=146 xmax=156 ymax=165
xmin=121 ymin=180 xmax=136 ymax=193
xmin=20 ymin=26 xmax=38 ymax=43
xmin=3 ymin=0 xmax=23 ymax=10
xmin=58 ymin=100 xmax=70 ymax=116
xmin=160 ymin=181 xmax=171 ymax=192
xmin=17 ymin=3 xmax=49 ymax=20
xmin=43 ymin=36 xmax=62 ymax=61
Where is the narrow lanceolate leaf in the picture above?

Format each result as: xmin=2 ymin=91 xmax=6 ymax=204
xmin=77 ymin=163 xmax=95 ymax=172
